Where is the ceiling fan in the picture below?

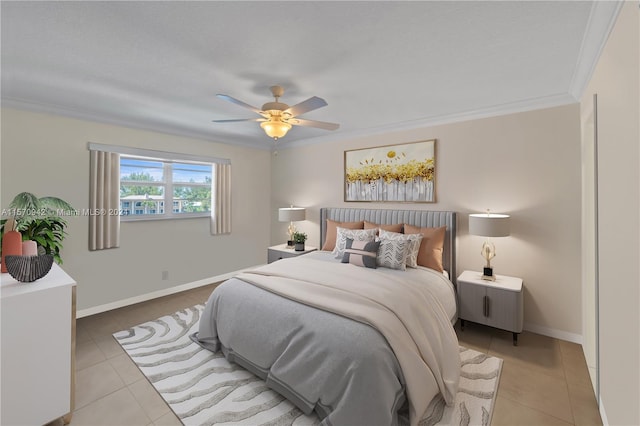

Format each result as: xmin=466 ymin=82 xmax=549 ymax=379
xmin=213 ymin=85 xmax=340 ymax=140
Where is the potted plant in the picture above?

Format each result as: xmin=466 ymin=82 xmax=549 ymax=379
xmin=292 ymin=231 xmax=307 ymax=251
xmin=1 ymin=192 xmax=75 ymax=264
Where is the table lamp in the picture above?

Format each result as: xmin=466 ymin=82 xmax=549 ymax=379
xmin=278 ymin=206 xmax=306 ymax=248
xmin=469 ymin=211 xmax=510 ymax=281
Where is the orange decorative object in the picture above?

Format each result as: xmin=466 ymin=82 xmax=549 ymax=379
xmin=2 ymin=230 xmax=23 ymax=273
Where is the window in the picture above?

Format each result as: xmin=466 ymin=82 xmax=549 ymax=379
xmin=89 ymin=142 xmax=231 ymax=241
xmin=119 ymin=156 xmax=213 ymax=221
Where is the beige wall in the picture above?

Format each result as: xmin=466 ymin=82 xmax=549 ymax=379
xmin=580 ymin=92 xmax=598 ymax=390
xmin=271 ymin=104 xmax=583 ymax=339
xmin=582 ymin=2 xmax=640 ymax=425
xmin=1 ymin=108 xmax=272 ymax=311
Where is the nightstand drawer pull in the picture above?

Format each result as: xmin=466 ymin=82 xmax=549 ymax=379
xmin=483 ymin=295 xmax=489 ymax=317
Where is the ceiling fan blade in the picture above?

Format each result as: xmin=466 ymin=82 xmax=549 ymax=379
xmin=284 ymin=96 xmax=328 ymax=117
xmin=290 ymin=118 xmax=340 ymax=131
xmin=216 ymin=94 xmax=264 ymax=115
xmin=212 ymin=118 xmax=265 ymax=123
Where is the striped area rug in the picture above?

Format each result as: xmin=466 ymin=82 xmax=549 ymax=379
xmin=113 ymin=305 xmax=502 ymax=426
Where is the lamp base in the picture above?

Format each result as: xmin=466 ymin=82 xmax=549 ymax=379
xmin=482 ymin=267 xmax=496 ymax=281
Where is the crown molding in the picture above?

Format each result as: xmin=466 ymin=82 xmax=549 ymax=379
xmin=568 ymin=1 xmax=624 ymax=100
xmin=276 ymin=92 xmax=578 ymax=151
xmin=1 ymin=97 xmax=272 ymax=151
xmin=4 ymin=91 xmax=578 ymax=154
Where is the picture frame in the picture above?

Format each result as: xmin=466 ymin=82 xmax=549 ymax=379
xmin=344 ymin=139 xmax=436 ymax=202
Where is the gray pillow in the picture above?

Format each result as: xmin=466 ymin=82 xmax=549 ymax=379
xmin=341 ymin=238 xmax=381 ymax=269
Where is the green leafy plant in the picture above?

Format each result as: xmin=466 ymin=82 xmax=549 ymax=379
xmin=292 ymin=231 xmax=307 ymax=244
xmin=1 ymin=192 xmax=75 ymax=264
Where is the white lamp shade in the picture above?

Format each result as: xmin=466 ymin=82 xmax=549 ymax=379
xmin=278 ymin=207 xmax=306 ymax=222
xmin=469 ymin=213 xmax=510 ymax=237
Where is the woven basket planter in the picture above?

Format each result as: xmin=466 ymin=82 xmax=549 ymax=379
xmin=4 ymin=255 xmax=54 ymax=282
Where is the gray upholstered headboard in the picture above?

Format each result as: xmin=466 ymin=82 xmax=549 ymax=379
xmin=320 ymin=207 xmax=457 ymax=283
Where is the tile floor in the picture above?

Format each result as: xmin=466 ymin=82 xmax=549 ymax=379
xmin=67 ymin=284 xmax=602 ymax=426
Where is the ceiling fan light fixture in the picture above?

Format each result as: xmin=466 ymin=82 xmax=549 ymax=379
xmin=213 ymin=85 xmax=339 ymax=140
xmin=260 ymin=119 xmax=292 ymax=140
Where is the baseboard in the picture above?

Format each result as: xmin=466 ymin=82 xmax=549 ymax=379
xmin=76 ymin=265 xmax=263 ymax=318
xmin=79 ymin=272 xmax=587 ymax=346
xmin=523 ymin=322 xmax=583 ymax=344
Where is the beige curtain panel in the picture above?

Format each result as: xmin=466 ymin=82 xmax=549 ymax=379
xmin=211 ymin=163 xmax=231 ymax=235
xmin=89 ymin=150 xmax=120 ymax=250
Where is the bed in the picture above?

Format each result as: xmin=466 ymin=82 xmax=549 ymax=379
xmin=193 ymin=207 xmax=460 ymax=426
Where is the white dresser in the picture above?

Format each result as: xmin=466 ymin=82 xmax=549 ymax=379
xmin=1 ymin=263 xmax=76 ymax=425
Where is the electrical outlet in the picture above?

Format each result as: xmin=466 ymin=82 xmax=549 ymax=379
xmin=162 ymin=270 xmax=169 ymax=280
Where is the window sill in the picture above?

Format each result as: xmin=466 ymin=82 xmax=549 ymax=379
xmin=120 ymin=213 xmax=210 ymax=222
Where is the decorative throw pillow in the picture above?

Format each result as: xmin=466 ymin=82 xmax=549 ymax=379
xmin=363 ymin=221 xmax=403 ymax=234
xmin=403 ymin=225 xmax=446 ymax=273
xmin=378 ymin=229 xmax=423 ymax=268
xmin=376 ymin=238 xmax=409 ymax=271
xmin=341 ymin=238 xmax=380 ymax=269
xmin=332 ymin=227 xmax=377 ymax=259
xmin=322 ymin=220 xmax=364 ymax=251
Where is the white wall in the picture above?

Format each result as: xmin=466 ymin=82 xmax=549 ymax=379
xmin=271 ymin=104 xmax=583 ymax=339
xmin=582 ymin=2 xmax=640 ymax=425
xmin=1 ymin=108 xmax=272 ymax=312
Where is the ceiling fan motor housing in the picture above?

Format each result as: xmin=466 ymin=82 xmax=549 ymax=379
xmin=261 ymin=101 xmax=289 ymax=114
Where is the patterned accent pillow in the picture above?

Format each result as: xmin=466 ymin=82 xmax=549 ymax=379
xmin=341 ymin=238 xmax=380 ymax=269
xmin=332 ymin=227 xmax=377 ymax=259
xmin=376 ymin=238 xmax=409 ymax=271
xmin=379 ymin=229 xmax=424 ymax=268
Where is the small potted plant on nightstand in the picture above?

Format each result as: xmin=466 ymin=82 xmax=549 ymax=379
xmin=292 ymin=231 xmax=307 ymax=251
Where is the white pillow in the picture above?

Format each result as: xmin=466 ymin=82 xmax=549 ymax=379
xmin=332 ymin=227 xmax=377 ymax=259
xmin=376 ymin=238 xmax=409 ymax=270
xmin=379 ymin=229 xmax=423 ymax=268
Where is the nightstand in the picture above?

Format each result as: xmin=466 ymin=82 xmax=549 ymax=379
xmin=457 ymin=270 xmax=524 ymax=345
xmin=268 ymin=244 xmax=317 ymax=263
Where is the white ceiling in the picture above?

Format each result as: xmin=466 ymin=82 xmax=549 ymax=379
xmin=1 ymin=1 xmax=621 ymax=150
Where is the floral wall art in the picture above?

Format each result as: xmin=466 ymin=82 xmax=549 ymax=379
xmin=344 ymin=140 xmax=436 ymax=202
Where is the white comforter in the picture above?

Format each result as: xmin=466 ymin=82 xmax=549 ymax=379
xmin=237 ymin=252 xmax=460 ymax=425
